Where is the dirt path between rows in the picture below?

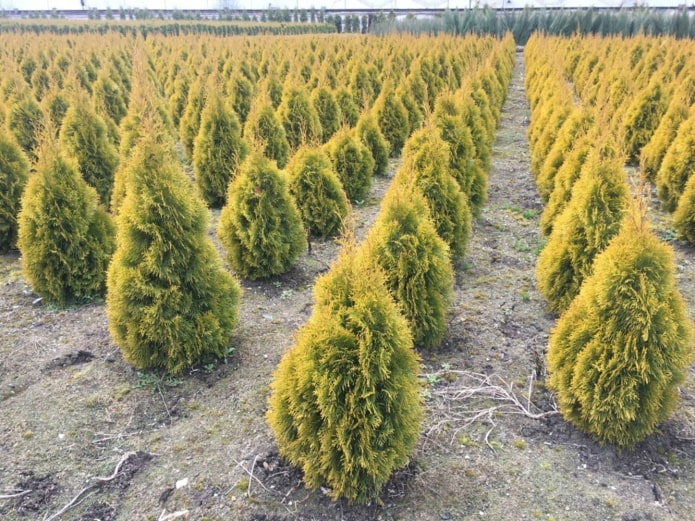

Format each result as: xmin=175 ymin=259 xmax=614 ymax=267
xmin=1 ymin=52 xmax=694 ymax=521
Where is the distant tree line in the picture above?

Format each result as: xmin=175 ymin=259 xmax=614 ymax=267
xmin=372 ymin=7 xmax=695 ymax=43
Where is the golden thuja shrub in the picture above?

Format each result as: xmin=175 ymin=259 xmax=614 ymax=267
xmin=623 ymin=79 xmax=669 ymax=165
xmin=641 ymin=76 xmax=695 ymax=182
xmin=18 ymin=139 xmax=115 ymax=306
xmin=656 ymin=106 xmax=695 ymax=212
xmin=193 ymin=90 xmax=248 ymax=208
xmin=536 ymin=150 xmax=629 ymax=314
xmin=364 ymin=183 xmax=454 ymax=349
xmin=107 ymin=115 xmax=241 ymax=375
xmin=540 ymin=130 xmax=596 ymax=237
xmin=286 ymin=146 xmax=349 ymax=239
xmin=673 ymin=173 xmax=695 ymax=245
xmin=218 ymin=153 xmax=306 ymax=280
xmin=324 ymin=128 xmax=374 ymax=203
xmin=397 ymin=125 xmax=472 ymax=261
xmin=0 ymin=131 xmax=30 ymax=251
xmin=548 ymin=207 xmax=692 ymax=448
xmin=266 ymin=248 xmax=422 ymax=504
xmin=536 ymin=108 xmax=595 ymax=204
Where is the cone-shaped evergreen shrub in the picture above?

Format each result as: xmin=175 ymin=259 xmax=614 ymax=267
xmin=278 ymin=85 xmax=323 ymax=151
xmin=193 ymin=93 xmax=248 ymax=208
xmin=536 ymin=108 xmax=594 ymax=204
xmin=229 ymin=73 xmax=254 ymax=126
xmin=434 ymin=93 xmax=486 ymax=216
xmin=243 ymin=101 xmax=290 ymax=169
xmin=640 ymin=80 xmax=694 ymax=182
xmin=540 ymin=132 xmax=595 ymax=237
xmin=623 ymin=80 xmax=669 ymax=165
xmin=0 ymin=133 xmax=30 ymax=251
xmin=324 ymin=129 xmax=374 ymax=203
xmin=336 ymin=87 xmax=360 ymax=128
xmin=656 ymin=108 xmax=695 ymax=212
xmin=375 ymin=86 xmax=410 ymax=157
xmin=45 ymin=92 xmax=70 ymax=130
xmin=397 ymin=126 xmax=472 ymax=261
xmin=60 ymin=98 xmax=119 ymax=208
xmin=312 ymin=87 xmax=341 ymax=143
xmin=673 ymin=173 xmax=695 ymax=245
xmin=17 ymin=140 xmax=115 ymax=306
xmin=179 ymin=76 xmax=206 ymax=159
xmin=356 ymin=111 xmax=390 ymax=177
xmin=536 ymin=153 xmax=629 ymax=314
xmin=286 ymin=146 xmax=349 ymax=239
xmin=547 ymin=208 xmax=692 ymax=448
xmin=266 ymin=248 xmax=422 ymax=503
xmin=395 ymin=84 xmax=423 ymax=136
xmin=107 ymin=117 xmax=241 ymax=375
xmin=8 ymin=96 xmax=44 ymax=160
xmin=93 ymin=72 xmax=128 ymax=126
xmin=365 ymin=183 xmax=454 ymax=349
xmin=218 ymin=153 xmax=306 ymax=280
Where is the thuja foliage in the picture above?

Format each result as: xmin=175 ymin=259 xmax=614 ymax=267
xmin=336 ymin=87 xmax=360 ymax=128
xmin=656 ymin=108 xmax=695 ymax=212
xmin=8 ymin=96 xmax=44 ymax=160
xmin=623 ymin=80 xmax=669 ymax=165
xmin=397 ymin=126 xmax=472 ymax=261
xmin=536 ymin=108 xmax=594 ymax=204
xmin=365 ymin=183 xmax=454 ymax=349
xmin=60 ymin=98 xmax=119 ymax=208
xmin=179 ymin=76 xmax=206 ymax=159
xmin=324 ymin=129 xmax=374 ymax=203
xmin=375 ymin=85 xmax=410 ymax=157
xmin=433 ymin=92 xmax=486 ymax=216
xmin=17 ymin=141 xmax=115 ymax=306
xmin=286 ymin=146 xmax=349 ymax=239
xmin=536 ymin=152 xmax=629 ymax=314
xmin=193 ymin=92 xmax=248 ymax=208
xmin=278 ymin=85 xmax=323 ymax=151
xmin=266 ymin=248 xmax=422 ymax=503
xmin=106 ymin=118 xmax=241 ymax=375
xmin=548 ymin=208 xmax=692 ymax=448
xmin=243 ymin=100 xmax=290 ymax=169
xmin=673 ymin=174 xmax=695 ymax=245
xmin=229 ymin=72 xmax=254 ymax=126
xmin=0 ymin=132 xmax=29 ymax=251
xmin=312 ymin=86 xmax=341 ymax=143
xmin=640 ymin=77 xmax=695 ymax=182
xmin=218 ymin=153 xmax=306 ymax=280
xmin=540 ymin=132 xmax=595 ymax=237
xmin=356 ymin=111 xmax=390 ymax=177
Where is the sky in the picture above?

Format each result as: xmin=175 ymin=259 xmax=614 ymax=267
xmin=2 ymin=0 xmax=687 ymax=14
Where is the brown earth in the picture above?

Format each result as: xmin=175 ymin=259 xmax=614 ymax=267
xmin=1 ymin=54 xmax=694 ymax=521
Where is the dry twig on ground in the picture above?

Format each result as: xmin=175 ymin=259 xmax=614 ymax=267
xmin=421 ymin=370 xmax=558 ymax=448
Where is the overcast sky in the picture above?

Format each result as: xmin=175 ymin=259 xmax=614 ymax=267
xmin=2 ymin=0 xmax=685 ymax=14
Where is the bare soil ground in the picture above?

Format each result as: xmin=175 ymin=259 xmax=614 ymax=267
xmin=1 ymin=54 xmax=694 ymax=521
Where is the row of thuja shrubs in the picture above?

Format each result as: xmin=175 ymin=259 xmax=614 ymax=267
xmin=373 ymin=6 xmax=695 ymax=44
xmin=0 ymin=19 xmax=336 ymax=37
xmin=1 ymin=30 xmax=514 ymax=503
xmin=524 ymin=34 xmax=693 ymax=449
xmin=1 ymin=31 xmax=510 ymax=362
xmin=268 ymin=35 xmax=514 ymax=503
xmin=553 ymin=32 xmax=695 ymax=244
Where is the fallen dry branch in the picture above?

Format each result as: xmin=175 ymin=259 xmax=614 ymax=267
xmin=42 ymin=451 xmax=143 ymax=521
xmin=420 ymin=370 xmax=559 ymax=447
xmin=158 ymin=509 xmax=190 ymax=521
